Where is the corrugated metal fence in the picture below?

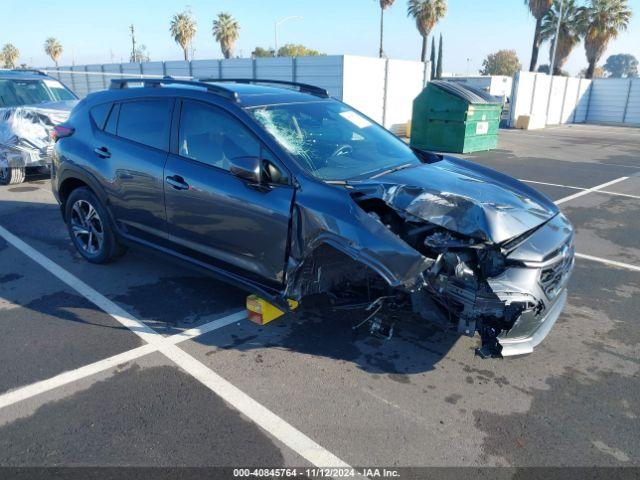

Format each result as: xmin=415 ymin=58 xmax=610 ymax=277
xmin=510 ymin=71 xmax=640 ymax=128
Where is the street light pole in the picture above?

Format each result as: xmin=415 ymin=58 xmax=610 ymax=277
xmin=549 ymin=0 xmax=565 ymax=76
xmin=274 ymin=16 xmax=303 ymax=56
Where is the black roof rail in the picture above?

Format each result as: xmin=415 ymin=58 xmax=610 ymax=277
xmin=200 ymin=78 xmax=330 ymax=98
xmin=109 ymin=76 xmax=239 ymax=101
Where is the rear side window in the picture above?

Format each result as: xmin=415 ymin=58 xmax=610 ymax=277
xmin=105 ymin=103 xmax=119 ymax=134
xmin=116 ymin=99 xmax=172 ymax=151
xmin=90 ymin=103 xmax=112 ymax=130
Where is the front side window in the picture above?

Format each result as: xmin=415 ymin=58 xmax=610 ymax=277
xmin=178 ymin=101 xmax=260 ymax=171
xmin=116 ymin=99 xmax=172 ymax=150
xmin=249 ymin=101 xmax=421 ymax=181
xmin=43 ymin=79 xmax=76 ymax=101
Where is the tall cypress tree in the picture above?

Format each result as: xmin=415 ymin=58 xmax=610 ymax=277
xmin=429 ymin=36 xmax=436 ymax=80
xmin=436 ymin=34 xmax=443 ymax=79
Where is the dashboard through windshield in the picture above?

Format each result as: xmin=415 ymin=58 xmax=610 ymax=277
xmin=249 ymin=101 xmax=421 ymax=181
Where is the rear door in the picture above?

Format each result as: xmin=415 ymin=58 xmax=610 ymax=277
xmin=97 ymin=97 xmax=174 ymax=241
xmin=163 ymin=99 xmax=294 ymax=286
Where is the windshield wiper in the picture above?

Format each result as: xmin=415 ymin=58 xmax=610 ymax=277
xmin=369 ymin=163 xmax=416 ymax=179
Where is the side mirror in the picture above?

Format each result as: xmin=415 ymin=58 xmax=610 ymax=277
xmin=229 ymin=156 xmax=261 ymax=183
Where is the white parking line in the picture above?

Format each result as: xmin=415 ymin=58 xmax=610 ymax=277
xmin=0 ymin=311 xmax=246 ymax=410
xmin=555 ymin=177 xmax=629 ymax=205
xmin=0 ymin=344 xmax=156 ymax=410
xmin=520 ymin=179 xmax=640 ymax=200
xmin=0 ymin=223 xmax=352 ymax=470
xmin=575 ymin=253 xmax=640 ymax=273
xmin=166 ymin=311 xmax=246 ymax=344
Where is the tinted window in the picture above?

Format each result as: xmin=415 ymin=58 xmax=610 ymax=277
xmin=0 ymin=79 xmax=73 ymax=107
xmin=90 ymin=103 xmax=112 ymax=130
xmin=178 ymin=101 xmax=260 ymax=171
xmin=117 ymin=99 xmax=172 ymax=150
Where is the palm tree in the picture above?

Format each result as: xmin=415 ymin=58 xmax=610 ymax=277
xmin=1 ymin=43 xmax=19 ymax=69
xmin=377 ymin=0 xmax=396 ymax=58
xmin=581 ymin=0 xmax=631 ymax=79
xmin=407 ymin=0 xmax=447 ymax=62
xmin=170 ymin=10 xmax=197 ymax=61
xmin=540 ymin=0 xmax=584 ymax=75
xmin=524 ymin=0 xmax=554 ymax=71
xmin=44 ymin=37 xmax=63 ymax=67
xmin=212 ymin=12 xmax=240 ymax=59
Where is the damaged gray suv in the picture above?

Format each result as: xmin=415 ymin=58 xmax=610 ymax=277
xmin=52 ymin=78 xmax=574 ymax=358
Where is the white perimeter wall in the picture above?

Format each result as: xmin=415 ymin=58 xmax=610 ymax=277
xmin=510 ymin=71 xmax=640 ymax=127
xmin=47 ymin=55 xmax=428 ymax=132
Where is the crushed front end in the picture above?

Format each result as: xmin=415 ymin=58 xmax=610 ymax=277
xmin=284 ymin=157 xmax=575 ymax=358
xmin=415 ymin=213 xmax=574 ymax=357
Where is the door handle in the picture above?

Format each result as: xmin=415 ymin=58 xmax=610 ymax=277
xmin=93 ymin=146 xmax=111 ymax=158
xmin=165 ymin=175 xmax=190 ymax=190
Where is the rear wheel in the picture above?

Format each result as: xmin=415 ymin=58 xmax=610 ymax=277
xmin=0 ymin=166 xmax=26 ymax=185
xmin=65 ymin=187 xmax=125 ymax=263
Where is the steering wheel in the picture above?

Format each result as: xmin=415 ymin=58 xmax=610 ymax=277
xmin=328 ymin=144 xmax=353 ymax=160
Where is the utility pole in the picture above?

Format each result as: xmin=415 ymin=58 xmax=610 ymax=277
xmin=549 ymin=0 xmax=564 ymax=76
xmin=130 ymin=24 xmax=137 ymax=63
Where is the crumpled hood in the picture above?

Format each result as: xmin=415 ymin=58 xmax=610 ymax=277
xmin=348 ymin=156 xmax=558 ymax=244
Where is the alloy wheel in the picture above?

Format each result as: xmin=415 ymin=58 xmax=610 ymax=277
xmin=70 ymin=199 xmax=104 ymax=255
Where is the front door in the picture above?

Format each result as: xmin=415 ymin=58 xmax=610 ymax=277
xmin=164 ymin=100 xmax=294 ymax=286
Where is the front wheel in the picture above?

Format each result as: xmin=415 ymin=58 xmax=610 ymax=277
xmin=65 ymin=187 xmax=126 ymax=264
xmin=0 ymin=166 xmax=26 ymax=185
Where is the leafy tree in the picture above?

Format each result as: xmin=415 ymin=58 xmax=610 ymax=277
xmin=377 ymin=0 xmax=396 ymax=58
xmin=537 ymin=64 xmax=569 ymax=76
xmin=540 ymin=0 xmax=584 ymax=75
xmin=44 ymin=37 xmax=63 ymax=67
xmin=436 ymin=33 xmax=443 ymax=78
xmin=429 ymin=36 xmax=436 ymax=79
xmin=1 ymin=43 xmax=19 ymax=69
xmin=480 ymin=50 xmax=522 ymax=77
xmin=252 ymin=47 xmax=275 ymax=58
xmin=212 ymin=12 xmax=240 ymax=59
xmin=407 ymin=0 xmax=447 ymax=62
xmin=581 ymin=0 xmax=631 ymax=79
xmin=524 ymin=0 xmax=554 ymax=71
xmin=170 ymin=9 xmax=197 ymax=61
xmin=130 ymin=45 xmax=150 ymax=63
xmin=603 ymin=53 xmax=638 ymax=78
xmin=276 ymin=44 xmax=324 ymax=57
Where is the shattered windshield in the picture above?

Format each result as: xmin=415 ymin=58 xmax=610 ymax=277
xmin=0 ymin=79 xmax=76 ymax=107
xmin=249 ymin=101 xmax=421 ymax=181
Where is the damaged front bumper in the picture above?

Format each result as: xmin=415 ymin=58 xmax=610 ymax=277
xmin=498 ymin=288 xmax=567 ymax=356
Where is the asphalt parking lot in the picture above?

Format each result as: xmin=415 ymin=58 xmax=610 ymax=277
xmin=0 ymin=124 xmax=638 ymax=474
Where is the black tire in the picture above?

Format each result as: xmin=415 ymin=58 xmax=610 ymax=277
xmin=65 ymin=187 xmax=126 ymax=264
xmin=0 ymin=166 xmax=26 ymax=185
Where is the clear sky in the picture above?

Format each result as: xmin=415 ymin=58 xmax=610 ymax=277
xmin=2 ymin=0 xmax=638 ymax=75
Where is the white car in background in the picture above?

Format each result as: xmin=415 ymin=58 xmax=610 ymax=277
xmin=0 ymin=70 xmax=77 ymax=185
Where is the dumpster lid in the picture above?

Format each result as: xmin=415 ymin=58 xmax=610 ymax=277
xmin=430 ymin=80 xmax=501 ymax=104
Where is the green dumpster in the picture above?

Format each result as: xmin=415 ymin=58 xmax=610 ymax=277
xmin=410 ymin=80 xmax=502 ymax=154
